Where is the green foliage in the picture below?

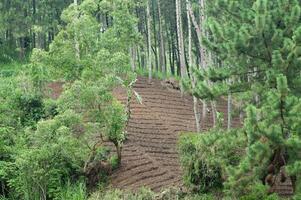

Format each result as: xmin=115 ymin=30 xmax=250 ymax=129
xmin=43 ymin=99 xmax=58 ymax=119
xmin=32 ymin=0 xmax=140 ymax=81
xmin=179 ymin=129 xmax=246 ymax=193
xmin=184 ymin=0 xmax=301 ymax=198
xmin=0 ymin=0 xmax=73 ymax=61
xmin=8 ymin=111 xmax=87 ymax=199
xmin=12 ymin=93 xmax=45 ymax=126
xmin=239 ymin=183 xmax=279 ymax=200
xmin=56 ymin=181 xmax=87 ymax=200
xmin=28 ymin=49 xmax=50 ymax=92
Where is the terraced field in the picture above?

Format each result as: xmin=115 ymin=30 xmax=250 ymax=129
xmin=111 ymin=76 xmax=240 ymax=192
xmin=48 ymin=76 xmax=294 ymax=196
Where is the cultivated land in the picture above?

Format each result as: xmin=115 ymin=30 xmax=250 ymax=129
xmin=111 ymin=76 xmax=240 ymax=191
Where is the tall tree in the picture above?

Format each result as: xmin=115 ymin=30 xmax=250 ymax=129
xmin=176 ymin=0 xmax=187 ymax=81
xmin=73 ymin=0 xmax=80 ymax=60
xmin=186 ymin=0 xmax=200 ymax=132
xmin=147 ymin=0 xmax=152 ymax=83
xmin=157 ymin=0 xmax=166 ymax=76
xmin=193 ymin=0 xmax=301 ymax=195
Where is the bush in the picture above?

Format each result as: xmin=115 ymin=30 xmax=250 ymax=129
xmin=8 ymin=111 xmax=88 ymax=199
xmin=179 ymin=133 xmax=222 ymax=192
xmin=56 ymin=181 xmax=87 ymax=200
xmin=178 ymin=130 xmax=246 ymax=193
xmin=239 ymin=183 xmax=280 ymax=200
xmin=43 ymin=99 xmax=58 ymax=119
xmin=12 ymin=93 xmax=45 ymax=126
xmin=109 ymin=155 xmax=119 ymax=171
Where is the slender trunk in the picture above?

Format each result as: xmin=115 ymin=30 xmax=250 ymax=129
xmin=186 ymin=0 xmax=200 ymax=132
xmin=19 ymin=37 xmax=25 ymax=59
xmin=116 ymin=145 xmax=122 ymax=165
xmin=115 ymin=143 xmax=122 ymax=165
xmin=176 ymin=0 xmax=187 ymax=80
xmin=32 ymin=0 xmax=36 ymax=49
xmin=74 ymin=0 xmax=80 ymax=60
xmin=157 ymin=0 xmax=166 ymax=77
xmin=227 ymin=93 xmax=232 ymax=130
xmin=202 ymin=100 xmax=207 ymax=126
xmin=211 ymin=101 xmax=217 ymax=128
xmin=147 ymin=0 xmax=152 ymax=83
xmin=137 ymin=47 xmax=141 ymax=69
xmin=239 ymin=100 xmax=244 ymax=124
xmin=129 ymin=46 xmax=136 ymax=71
xmin=187 ymin=0 xmax=208 ymax=125
xmin=151 ymin=0 xmax=159 ymax=72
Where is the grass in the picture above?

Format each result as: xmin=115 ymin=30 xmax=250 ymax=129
xmin=0 ymin=61 xmax=25 ymax=77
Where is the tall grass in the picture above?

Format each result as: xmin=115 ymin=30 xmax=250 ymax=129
xmin=0 ymin=62 xmax=24 ymax=78
xmin=56 ymin=182 xmax=87 ymax=200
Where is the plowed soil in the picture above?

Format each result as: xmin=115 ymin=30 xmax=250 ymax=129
xmin=110 ymin=76 xmax=240 ymax=192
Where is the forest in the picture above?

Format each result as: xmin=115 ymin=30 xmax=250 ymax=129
xmin=1 ymin=0 xmax=301 ymax=199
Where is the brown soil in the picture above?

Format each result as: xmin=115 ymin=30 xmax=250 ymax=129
xmin=111 ymin=76 xmax=241 ymax=192
xmin=47 ymin=81 xmax=64 ymax=99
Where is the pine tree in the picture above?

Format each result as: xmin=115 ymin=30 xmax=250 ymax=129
xmin=192 ymin=0 xmax=301 ymax=196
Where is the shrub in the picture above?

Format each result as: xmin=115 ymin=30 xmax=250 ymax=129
xmin=178 ymin=130 xmax=246 ymax=193
xmin=179 ymin=133 xmax=222 ymax=192
xmin=239 ymin=183 xmax=280 ymax=200
xmin=12 ymin=93 xmax=45 ymax=126
xmin=43 ymin=99 xmax=58 ymax=119
xmin=56 ymin=181 xmax=87 ymax=200
xmin=8 ymin=111 xmax=87 ymax=199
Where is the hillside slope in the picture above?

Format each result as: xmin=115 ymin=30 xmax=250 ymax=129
xmin=111 ymin=76 xmax=239 ymax=192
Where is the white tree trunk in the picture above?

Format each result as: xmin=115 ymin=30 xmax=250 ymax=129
xmin=211 ymin=101 xmax=217 ymax=127
xmin=227 ymin=93 xmax=232 ymax=130
xmin=147 ymin=1 xmax=152 ymax=83
xmin=187 ymin=0 xmax=209 ymax=125
xmin=186 ymin=0 xmax=200 ymax=132
xmin=176 ymin=0 xmax=187 ymax=83
xmin=158 ymin=0 xmax=166 ymax=77
xmin=74 ymin=0 xmax=80 ymax=60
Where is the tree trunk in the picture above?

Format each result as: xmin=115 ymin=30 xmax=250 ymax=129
xmin=115 ymin=143 xmax=122 ymax=165
xmin=151 ymin=0 xmax=159 ymax=72
xmin=187 ymin=0 xmax=208 ymax=125
xmin=74 ymin=0 xmax=80 ymax=60
xmin=147 ymin=1 xmax=152 ymax=83
xmin=186 ymin=0 xmax=200 ymax=132
xmin=176 ymin=0 xmax=187 ymax=82
xmin=157 ymin=0 xmax=166 ymax=77
xmin=211 ymin=101 xmax=217 ymax=128
xmin=227 ymin=93 xmax=232 ymax=130
xmin=129 ymin=46 xmax=136 ymax=71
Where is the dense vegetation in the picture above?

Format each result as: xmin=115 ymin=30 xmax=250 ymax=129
xmin=1 ymin=0 xmax=301 ymax=199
